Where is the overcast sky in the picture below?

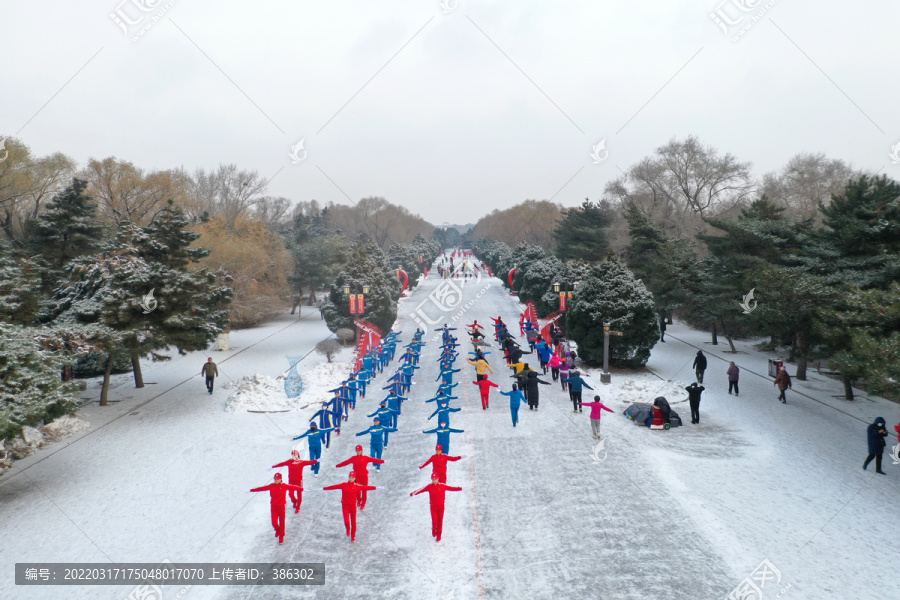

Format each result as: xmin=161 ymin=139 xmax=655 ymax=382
xmin=1 ymin=1 xmax=898 ymax=224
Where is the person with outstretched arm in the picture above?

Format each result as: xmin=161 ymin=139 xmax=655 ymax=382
xmin=423 ymin=421 xmax=464 ymax=455
xmin=410 ymin=472 xmax=463 ymax=542
xmin=419 ymin=445 xmax=464 ymax=483
xmin=436 ymin=367 xmax=461 ymax=386
xmin=566 ymin=370 xmax=594 ymax=413
xmin=293 ymin=423 xmax=334 ymax=475
xmin=272 ymin=449 xmax=318 ymax=513
xmin=367 ymin=402 xmax=399 ymax=445
xmin=321 ymin=472 xmax=378 ymax=542
xmin=335 ymin=445 xmax=384 ymax=510
xmin=467 ymin=356 xmax=493 ymax=381
xmin=473 ymin=378 xmax=500 ymax=410
xmin=355 ymin=418 xmax=396 ymax=467
xmin=309 ymin=400 xmax=338 ymax=449
xmin=581 ymin=395 xmax=614 ymax=439
xmin=428 ymin=399 xmax=462 ymax=424
xmin=500 ymin=384 xmax=527 ymax=425
xmin=249 ymin=473 xmax=303 ymax=544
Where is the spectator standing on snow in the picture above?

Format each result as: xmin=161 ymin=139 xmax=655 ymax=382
xmin=863 ymin=417 xmax=888 ymax=475
xmin=581 ymin=395 xmax=613 ymax=438
xmin=201 ymin=357 xmax=218 ymax=394
xmin=686 ymin=383 xmax=705 ymax=424
xmin=774 ymin=366 xmax=792 ymax=404
xmin=659 ymin=316 xmax=667 ymax=342
xmin=693 ymin=351 xmax=707 ymax=383
xmin=727 ymin=362 xmax=740 ymax=396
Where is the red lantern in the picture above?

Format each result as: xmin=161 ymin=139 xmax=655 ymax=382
xmin=349 ymin=294 xmax=357 ymax=314
xmin=357 ymin=294 xmax=365 ymax=314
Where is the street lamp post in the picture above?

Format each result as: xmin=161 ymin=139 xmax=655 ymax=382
xmin=553 ymin=281 xmax=579 ymax=347
xmin=600 ymin=322 xmax=623 ymax=384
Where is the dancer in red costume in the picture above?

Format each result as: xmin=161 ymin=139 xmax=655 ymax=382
xmin=272 ymin=450 xmax=317 ymax=513
xmin=472 ymin=377 xmax=499 ymax=409
xmin=419 ymin=445 xmax=462 ymax=484
xmin=250 ymin=473 xmax=303 ymax=544
xmin=322 ymin=472 xmax=377 ymax=542
xmin=409 ymin=472 xmax=462 ymax=542
xmin=334 ymin=445 xmax=384 ymax=510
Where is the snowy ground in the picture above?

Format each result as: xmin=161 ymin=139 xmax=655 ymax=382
xmin=2 ymin=259 xmax=898 ymax=600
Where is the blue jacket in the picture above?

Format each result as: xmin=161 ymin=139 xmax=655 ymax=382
xmin=293 ymin=427 xmax=334 ymax=448
xmin=310 ymin=407 xmax=336 ymax=429
xmin=356 ymin=424 xmax=397 ymax=447
xmin=426 ymin=394 xmax=458 ymax=404
xmin=536 ymin=342 xmax=553 ymax=362
xmin=429 ymin=404 xmax=461 ymax=422
xmin=367 ymin=407 xmax=399 ymax=423
xmin=385 ymin=394 xmax=407 ymax=412
xmin=423 ymin=425 xmax=464 ymax=449
xmin=567 ymin=375 xmax=594 ymax=393
xmin=868 ymin=417 xmax=888 ymax=454
xmin=500 ymin=389 xmax=527 ymax=410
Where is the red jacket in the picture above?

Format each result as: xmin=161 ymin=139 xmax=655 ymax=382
xmin=472 ymin=380 xmax=499 ymax=392
xmin=334 ymin=455 xmax=384 ymax=481
xmin=272 ymin=459 xmax=317 ymax=484
xmin=250 ymin=482 xmax=303 ymax=506
xmin=420 ymin=454 xmax=461 ymax=475
xmin=324 ymin=482 xmax=376 ymax=506
xmin=411 ymin=483 xmax=462 ymax=507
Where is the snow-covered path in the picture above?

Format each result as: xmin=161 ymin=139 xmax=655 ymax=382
xmin=3 ymin=263 xmax=898 ymax=600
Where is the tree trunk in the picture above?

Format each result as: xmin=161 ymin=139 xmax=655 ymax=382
xmin=131 ymin=353 xmax=144 ymax=388
xmin=100 ymin=353 xmax=114 ymax=406
xmin=795 ymin=331 xmax=808 ymax=381
xmin=842 ymin=376 xmax=854 ymax=400
xmin=720 ymin=317 xmax=736 ymax=353
xmin=711 ymin=321 xmax=718 ymax=345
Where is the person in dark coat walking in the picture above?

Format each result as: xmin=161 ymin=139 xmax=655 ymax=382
xmin=686 ymin=383 xmax=705 ymax=424
xmin=524 ymin=370 xmax=550 ymax=410
xmin=726 ymin=362 xmax=739 ymax=396
xmin=659 ymin=317 xmax=667 ymax=342
xmin=692 ymin=351 xmax=707 ymax=383
xmin=201 ymin=357 xmax=218 ymax=394
xmin=774 ymin=366 xmax=791 ymax=403
xmin=863 ymin=416 xmax=888 ymax=474
xmin=567 ymin=371 xmax=594 ymax=413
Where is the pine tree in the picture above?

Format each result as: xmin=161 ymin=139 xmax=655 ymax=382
xmin=27 ymin=178 xmax=104 ymax=269
xmin=322 ymin=241 xmax=402 ymax=334
xmin=0 ymin=244 xmax=40 ymax=325
xmin=553 ymin=199 xmax=615 ymax=262
xmin=567 ymin=259 xmax=658 ymax=367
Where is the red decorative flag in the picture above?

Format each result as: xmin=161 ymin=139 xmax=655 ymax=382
xmin=559 ymin=292 xmax=567 ymax=311
xmin=357 ymin=294 xmax=365 ymax=314
xmin=349 ymin=294 xmax=357 ymax=314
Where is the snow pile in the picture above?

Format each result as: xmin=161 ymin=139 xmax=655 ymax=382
xmin=224 ymin=374 xmax=293 ymax=413
xmin=579 ymin=369 xmax=692 ymax=410
xmin=40 ymin=415 xmax=91 ymax=442
xmin=295 ymin=361 xmax=353 ymax=406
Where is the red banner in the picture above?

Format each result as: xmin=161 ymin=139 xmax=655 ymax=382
xmin=559 ymin=292 xmax=567 ymax=311
xmin=349 ymin=294 xmax=357 ymax=314
xmin=357 ymin=294 xmax=365 ymax=314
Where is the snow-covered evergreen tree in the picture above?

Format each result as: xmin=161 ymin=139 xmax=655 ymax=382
xmin=567 ymin=258 xmax=658 ymax=367
xmin=0 ymin=324 xmax=80 ymax=440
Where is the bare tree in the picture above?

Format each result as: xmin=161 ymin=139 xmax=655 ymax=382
xmin=81 ymin=157 xmax=188 ymax=226
xmin=185 ymin=164 xmax=267 ymax=226
xmin=761 ymin=153 xmax=858 ymax=222
xmin=253 ymin=196 xmax=292 ymax=231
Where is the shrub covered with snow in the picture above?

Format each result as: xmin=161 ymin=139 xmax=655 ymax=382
xmin=0 ymin=324 xmax=81 ymax=441
xmin=567 ymin=260 xmax=659 ymax=367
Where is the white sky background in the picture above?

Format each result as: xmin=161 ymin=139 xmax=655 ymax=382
xmin=0 ymin=0 xmax=898 ymax=224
